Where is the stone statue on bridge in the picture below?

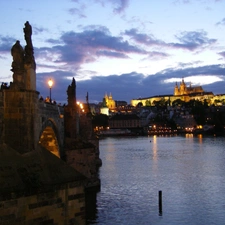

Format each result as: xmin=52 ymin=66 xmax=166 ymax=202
xmin=67 ymin=77 xmax=76 ymax=107
xmin=24 ymin=21 xmax=32 ymax=47
xmin=24 ymin=21 xmax=36 ymax=70
xmin=11 ymin=40 xmax=24 ymax=73
xmin=10 ymin=21 xmax=36 ymax=90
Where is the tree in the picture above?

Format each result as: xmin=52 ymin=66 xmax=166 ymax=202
xmin=172 ymin=99 xmax=185 ymax=107
xmin=190 ymin=100 xmax=206 ymax=125
xmin=136 ymin=102 xmax=143 ymax=108
xmin=145 ymin=100 xmax=151 ymax=106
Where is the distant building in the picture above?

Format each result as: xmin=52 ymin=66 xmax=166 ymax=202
xmin=174 ymin=78 xmax=204 ymax=96
xmin=131 ymin=78 xmax=221 ymax=107
xmin=100 ymin=93 xmax=132 ymax=115
xmin=105 ymin=93 xmax=116 ymax=109
xmin=100 ymin=96 xmax=109 ymax=115
xmin=109 ymin=114 xmax=141 ymax=129
xmin=100 ymin=107 xmax=109 ymax=116
xmin=115 ymin=100 xmax=127 ymax=107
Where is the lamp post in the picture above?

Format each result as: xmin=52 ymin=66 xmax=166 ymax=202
xmin=48 ymin=79 xmax=53 ymax=103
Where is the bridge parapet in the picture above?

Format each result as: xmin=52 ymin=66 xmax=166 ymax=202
xmin=38 ymin=101 xmax=64 ymax=118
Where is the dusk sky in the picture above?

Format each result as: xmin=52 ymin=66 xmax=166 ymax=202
xmin=0 ymin=0 xmax=225 ymax=104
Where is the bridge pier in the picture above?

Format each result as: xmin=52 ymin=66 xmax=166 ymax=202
xmin=3 ymin=89 xmax=40 ymax=153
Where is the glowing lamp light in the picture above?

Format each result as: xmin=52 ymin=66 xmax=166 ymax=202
xmin=48 ymin=79 xmax=53 ymax=88
xmin=48 ymin=79 xmax=53 ymax=103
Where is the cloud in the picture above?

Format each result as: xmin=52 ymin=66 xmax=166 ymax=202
xmin=218 ymin=51 xmax=225 ymax=58
xmin=216 ymin=18 xmax=225 ymax=26
xmin=110 ymin=0 xmax=130 ymax=14
xmin=0 ymin=36 xmax=17 ymax=53
xmin=76 ymin=72 xmax=145 ymax=102
xmin=173 ymin=0 xmax=222 ymax=4
xmin=96 ymin=50 xmax=129 ymax=58
xmin=176 ymin=61 xmax=202 ymax=68
xmin=95 ymin=0 xmax=130 ymax=14
xmin=32 ymin=26 xmax=48 ymax=35
xmin=35 ymin=27 xmax=147 ymax=71
xmin=68 ymin=8 xmax=86 ymax=18
xmin=72 ymin=0 xmax=129 ymax=14
xmin=124 ymin=29 xmax=217 ymax=52
xmin=124 ymin=28 xmax=165 ymax=46
xmin=172 ymin=30 xmax=217 ymax=51
xmin=36 ymin=64 xmax=225 ymax=104
xmin=37 ymin=70 xmax=74 ymax=103
xmin=143 ymin=51 xmax=170 ymax=61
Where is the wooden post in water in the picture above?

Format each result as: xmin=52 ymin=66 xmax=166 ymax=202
xmin=158 ymin=190 xmax=162 ymax=215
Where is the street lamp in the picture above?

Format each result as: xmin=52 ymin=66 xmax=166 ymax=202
xmin=48 ymin=79 xmax=53 ymax=103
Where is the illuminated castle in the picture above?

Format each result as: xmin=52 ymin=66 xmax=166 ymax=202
xmin=130 ymin=78 xmax=219 ymax=107
xmin=104 ymin=93 xmax=116 ymax=109
xmin=174 ymin=78 xmax=204 ymax=96
xmin=100 ymin=93 xmax=116 ymax=115
xmin=174 ymin=79 xmax=204 ymax=96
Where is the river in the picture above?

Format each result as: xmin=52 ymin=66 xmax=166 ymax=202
xmin=87 ymin=134 xmax=225 ymax=225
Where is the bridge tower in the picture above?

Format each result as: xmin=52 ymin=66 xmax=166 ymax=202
xmin=3 ymin=21 xmax=40 ymax=154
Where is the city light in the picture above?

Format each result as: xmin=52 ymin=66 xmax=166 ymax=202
xmin=48 ymin=79 xmax=53 ymax=103
xmin=77 ymin=101 xmax=85 ymax=113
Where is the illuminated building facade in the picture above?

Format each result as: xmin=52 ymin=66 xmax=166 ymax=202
xmin=174 ymin=78 xmax=204 ymax=96
xmin=131 ymin=78 xmax=225 ymax=107
xmin=104 ymin=93 xmax=116 ymax=109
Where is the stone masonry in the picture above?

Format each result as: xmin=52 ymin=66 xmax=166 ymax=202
xmin=0 ymin=21 xmax=102 ymax=224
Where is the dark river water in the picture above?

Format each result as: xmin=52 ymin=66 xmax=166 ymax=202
xmin=87 ymin=134 xmax=225 ymax=225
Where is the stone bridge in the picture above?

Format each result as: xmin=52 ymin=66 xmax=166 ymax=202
xmin=0 ymin=21 xmax=101 ymax=224
xmin=0 ymin=21 xmax=101 ymax=185
xmin=1 ymin=89 xmax=65 ymax=158
xmin=0 ymin=73 xmax=101 ymax=186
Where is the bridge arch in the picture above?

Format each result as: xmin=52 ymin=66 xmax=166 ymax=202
xmin=39 ymin=118 xmax=63 ymax=158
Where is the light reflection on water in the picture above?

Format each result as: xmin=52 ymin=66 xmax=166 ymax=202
xmin=88 ymin=135 xmax=225 ymax=225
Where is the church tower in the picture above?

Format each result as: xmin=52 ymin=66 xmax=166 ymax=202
xmin=174 ymin=82 xmax=179 ymax=95
xmin=104 ymin=93 xmax=108 ymax=103
xmin=180 ymin=78 xmax=187 ymax=95
xmin=104 ymin=92 xmax=116 ymax=109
